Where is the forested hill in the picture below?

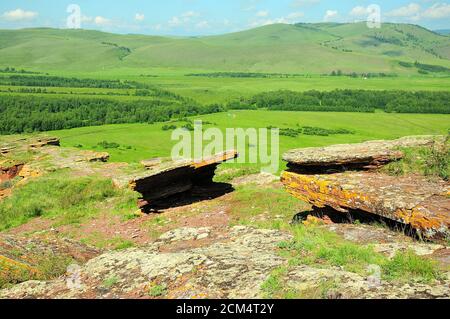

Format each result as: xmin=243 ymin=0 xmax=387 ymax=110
xmin=0 ymin=22 xmax=449 ymax=74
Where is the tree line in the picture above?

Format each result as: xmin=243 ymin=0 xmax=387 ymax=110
xmin=0 ymin=75 xmax=149 ymax=89
xmin=1 ymin=88 xmax=449 ymax=135
xmin=0 ymin=67 xmax=42 ymax=75
xmin=399 ymin=61 xmax=450 ymax=74
xmin=0 ymin=95 xmax=224 ymax=134
xmin=229 ymin=89 xmax=450 ymax=114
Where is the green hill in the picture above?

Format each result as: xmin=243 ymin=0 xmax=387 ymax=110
xmin=0 ymin=23 xmax=449 ymax=74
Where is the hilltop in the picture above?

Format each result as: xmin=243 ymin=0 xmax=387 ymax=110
xmin=0 ymin=23 xmax=449 ymax=74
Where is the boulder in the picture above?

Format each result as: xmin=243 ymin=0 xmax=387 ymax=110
xmin=281 ymin=135 xmax=449 ymax=241
xmin=282 ymin=171 xmax=450 ymax=240
xmin=283 ymin=136 xmax=443 ymax=170
xmin=126 ymin=151 xmax=238 ymax=209
xmin=0 ymin=137 xmax=60 ymax=156
xmin=75 ymin=151 xmax=110 ymax=163
xmin=28 ymin=137 xmax=60 ymax=149
xmin=141 ymin=158 xmax=163 ymax=168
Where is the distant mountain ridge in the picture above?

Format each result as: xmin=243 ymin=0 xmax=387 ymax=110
xmin=0 ymin=22 xmax=449 ymax=74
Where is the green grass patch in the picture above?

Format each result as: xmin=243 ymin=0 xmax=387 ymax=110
xmin=280 ymin=225 xmax=441 ymax=282
xmin=383 ymin=251 xmax=441 ymax=282
xmin=0 ymin=255 xmax=74 ymax=289
xmin=383 ymin=141 xmax=449 ymax=180
xmin=214 ymin=166 xmax=260 ymax=183
xmin=261 ymin=267 xmax=290 ymax=299
xmin=102 ymin=276 xmax=119 ymax=289
xmin=228 ymin=185 xmax=309 ymax=229
xmin=79 ymin=233 xmax=136 ymax=250
xmin=0 ymin=173 xmax=120 ymax=231
xmin=263 ymin=225 xmax=442 ymax=299
xmin=148 ymin=283 xmax=168 ymax=297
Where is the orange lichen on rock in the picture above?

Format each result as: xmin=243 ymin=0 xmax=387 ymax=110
xmin=303 ymin=215 xmax=334 ymax=226
xmin=18 ymin=165 xmax=42 ymax=179
xmin=281 ymin=171 xmax=450 ymax=240
xmin=0 ymin=255 xmax=40 ymax=284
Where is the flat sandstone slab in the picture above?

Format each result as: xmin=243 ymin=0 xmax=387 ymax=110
xmin=281 ymin=171 xmax=450 ymax=240
xmin=283 ymin=136 xmax=443 ymax=168
xmin=114 ymin=151 xmax=238 ymax=207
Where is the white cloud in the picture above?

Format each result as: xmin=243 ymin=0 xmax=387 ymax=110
xmin=256 ymin=10 xmax=269 ymax=17
xmin=135 ymin=13 xmax=145 ymax=21
xmin=181 ymin=11 xmax=200 ymax=18
xmin=2 ymin=8 xmax=38 ymax=21
xmin=196 ymin=21 xmax=210 ymax=29
xmin=323 ymin=10 xmax=338 ymax=22
xmin=94 ymin=16 xmax=111 ymax=26
xmin=382 ymin=2 xmax=450 ymax=21
xmin=385 ymin=3 xmax=421 ymax=17
xmin=286 ymin=12 xmax=304 ymax=20
xmin=422 ymin=3 xmax=450 ymax=19
xmin=168 ymin=16 xmax=182 ymax=27
xmin=152 ymin=24 xmax=163 ymax=31
xmin=167 ymin=11 xmax=201 ymax=28
xmin=249 ymin=11 xmax=304 ymax=27
xmin=349 ymin=6 xmax=369 ymax=17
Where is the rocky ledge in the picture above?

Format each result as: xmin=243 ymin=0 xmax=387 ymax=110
xmin=1 ymin=226 xmax=448 ymax=299
xmin=281 ymin=136 xmax=449 ymax=241
xmin=283 ymin=135 xmax=443 ymax=171
xmin=116 ymin=150 xmax=238 ymax=211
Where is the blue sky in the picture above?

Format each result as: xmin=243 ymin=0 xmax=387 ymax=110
xmin=1 ymin=0 xmax=449 ymax=35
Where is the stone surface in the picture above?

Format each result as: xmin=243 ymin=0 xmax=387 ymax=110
xmin=141 ymin=158 xmax=163 ymax=168
xmin=1 ymin=226 xmax=448 ymax=299
xmin=0 ymin=137 xmax=60 ymax=156
xmin=324 ymin=224 xmax=448 ymax=264
xmin=0 ymin=163 xmax=23 ymax=184
xmin=158 ymin=227 xmax=211 ymax=242
xmin=0 ymin=136 xmax=114 ymax=202
xmin=0 ymin=234 xmax=101 ymax=288
xmin=282 ymin=171 xmax=450 ymax=240
xmin=283 ymin=136 xmax=443 ymax=169
xmin=0 ymin=227 xmax=289 ymax=299
xmin=286 ymin=265 xmax=450 ymax=299
xmin=126 ymin=151 xmax=238 ymax=209
xmin=28 ymin=137 xmax=60 ymax=149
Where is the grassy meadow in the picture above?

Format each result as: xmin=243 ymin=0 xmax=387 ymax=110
xmin=48 ymin=110 xmax=450 ymax=171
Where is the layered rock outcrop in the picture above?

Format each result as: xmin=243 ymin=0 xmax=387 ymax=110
xmin=283 ymin=135 xmax=443 ymax=171
xmin=118 ymin=151 xmax=238 ymax=210
xmin=281 ymin=136 xmax=449 ymax=240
